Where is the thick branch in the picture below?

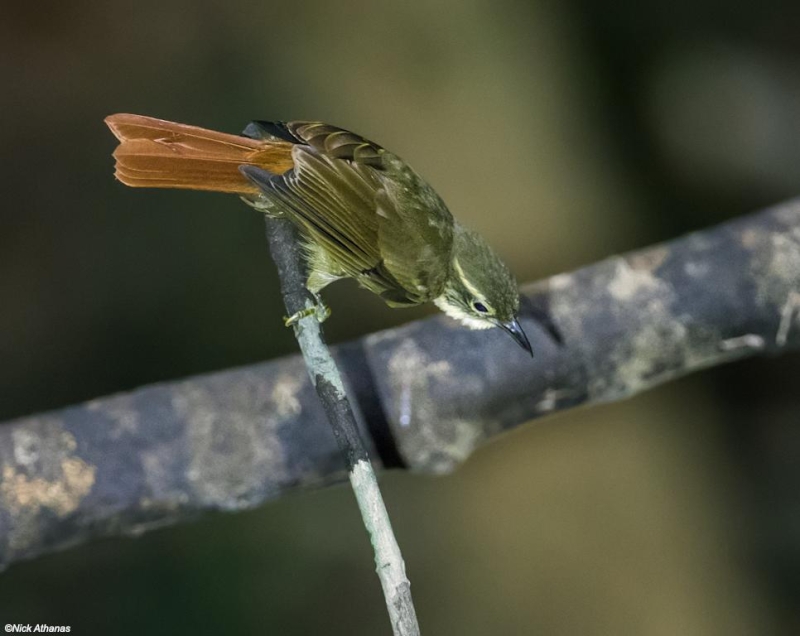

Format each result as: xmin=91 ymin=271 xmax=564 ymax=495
xmin=1 ymin=199 xmax=799 ymax=569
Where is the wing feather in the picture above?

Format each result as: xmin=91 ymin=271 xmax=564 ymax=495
xmin=241 ymin=121 xmax=455 ymax=304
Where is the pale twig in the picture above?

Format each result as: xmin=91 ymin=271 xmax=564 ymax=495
xmin=263 ymin=216 xmax=420 ymax=636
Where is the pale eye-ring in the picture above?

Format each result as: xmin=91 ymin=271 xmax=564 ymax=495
xmin=473 ymin=301 xmax=489 ymax=313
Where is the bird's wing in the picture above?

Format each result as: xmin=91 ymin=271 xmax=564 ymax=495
xmin=374 ymin=164 xmax=454 ymax=303
xmin=244 ymin=121 xmax=385 ymax=167
xmin=242 ymin=122 xmax=454 ymax=305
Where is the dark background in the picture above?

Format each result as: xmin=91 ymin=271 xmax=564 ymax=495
xmin=2 ymin=1 xmax=799 ymax=633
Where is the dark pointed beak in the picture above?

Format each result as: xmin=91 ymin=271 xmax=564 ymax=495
xmin=499 ymin=317 xmax=533 ymax=357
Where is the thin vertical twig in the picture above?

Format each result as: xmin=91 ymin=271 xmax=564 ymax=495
xmin=264 ymin=216 xmax=420 ymax=636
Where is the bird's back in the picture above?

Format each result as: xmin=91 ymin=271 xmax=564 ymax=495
xmin=242 ymin=121 xmax=456 ymax=306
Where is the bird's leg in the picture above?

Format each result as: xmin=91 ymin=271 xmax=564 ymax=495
xmin=284 ymin=292 xmax=331 ymax=327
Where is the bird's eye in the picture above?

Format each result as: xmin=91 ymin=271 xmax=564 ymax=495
xmin=473 ymin=302 xmax=489 ymax=313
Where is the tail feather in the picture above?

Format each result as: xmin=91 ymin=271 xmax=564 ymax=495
xmin=105 ymin=114 xmax=295 ymax=194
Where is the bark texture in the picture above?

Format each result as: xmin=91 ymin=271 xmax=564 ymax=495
xmin=1 ymin=199 xmax=799 ymax=569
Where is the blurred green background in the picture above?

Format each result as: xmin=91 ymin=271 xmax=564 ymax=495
xmin=2 ymin=0 xmax=800 ymax=634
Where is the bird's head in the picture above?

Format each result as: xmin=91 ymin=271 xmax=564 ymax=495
xmin=434 ymin=226 xmax=532 ymax=356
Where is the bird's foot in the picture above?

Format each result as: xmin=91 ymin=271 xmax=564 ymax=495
xmin=284 ymin=295 xmax=331 ymax=327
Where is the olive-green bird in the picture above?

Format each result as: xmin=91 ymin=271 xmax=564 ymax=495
xmin=105 ymin=114 xmax=533 ymax=355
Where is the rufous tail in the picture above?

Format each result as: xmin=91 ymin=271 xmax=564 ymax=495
xmin=105 ymin=114 xmax=295 ymax=195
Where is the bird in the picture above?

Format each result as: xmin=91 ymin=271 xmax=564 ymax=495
xmin=105 ymin=114 xmax=533 ymax=355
